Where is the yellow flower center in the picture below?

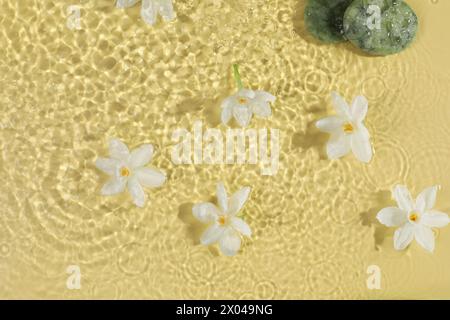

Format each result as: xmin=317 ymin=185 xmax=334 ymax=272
xmin=409 ymin=212 xmax=420 ymax=223
xmin=238 ymin=97 xmax=248 ymax=105
xmin=218 ymin=215 xmax=227 ymax=225
xmin=120 ymin=167 xmax=130 ymax=177
xmin=342 ymin=122 xmax=354 ymax=134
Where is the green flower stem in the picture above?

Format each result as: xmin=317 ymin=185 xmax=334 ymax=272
xmin=232 ymin=64 xmax=243 ymax=90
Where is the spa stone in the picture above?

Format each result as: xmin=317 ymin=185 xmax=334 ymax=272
xmin=343 ymin=0 xmax=418 ymax=55
xmin=304 ymin=0 xmax=354 ymax=43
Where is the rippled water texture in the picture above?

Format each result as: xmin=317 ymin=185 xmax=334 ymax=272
xmin=1 ymin=0 xmax=450 ymax=299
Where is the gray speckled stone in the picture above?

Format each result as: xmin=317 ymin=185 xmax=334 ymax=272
xmin=343 ymin=0 xmax=418 ymax=55
xmin=304 ymin=0 xmax=354 ymax=43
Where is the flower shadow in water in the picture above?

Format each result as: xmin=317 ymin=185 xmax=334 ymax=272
xmin=178 ymin=202 xmax=203 ymax=245
xmin=172 ymin=96 xmax=222 ymax=127
xmin=201 ymin=98 xmax=223 ymax=128
xmin=178 ymin=201 xmax=222 ymax=256
xmin=360 ymin=190 xmax=394 ymax=250
xmin=290 ymin=120 xmax=329 ymax=159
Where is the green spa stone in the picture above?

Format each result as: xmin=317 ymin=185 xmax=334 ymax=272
xmin=304 ymin=0 xmax=354 ymax=43
xmin=343 ymin=0 xmax=418 ymax=56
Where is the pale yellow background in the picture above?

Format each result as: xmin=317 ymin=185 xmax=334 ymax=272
xmin=0 ymin=0 xmax=449 ymax=299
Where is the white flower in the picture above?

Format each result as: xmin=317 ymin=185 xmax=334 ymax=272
xmin=95 ymin=138 xmax=166 ymax=207
xmin=116 ymin=0 xmax=175 ymax=26
xmin=377 ymin=185 xmax=450 ymax=252
xmin=193 ymin=182 xmax=252 ymax=256
xmin=221 ymin=89 xmax=276 ymax=127
xmin=316 ymin=92 xmax=373 ymax=163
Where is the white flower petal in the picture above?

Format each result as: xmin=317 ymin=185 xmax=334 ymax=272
xmin=250 ymin=100 xmax=271 ymax=118
xmin=109 ymin=138 xmax=130 ymax=161
xmin=129 ymin=144 xmax=154 ymax=168
xmin=316 ymin=116 xmax=344 ymax=133
xmin=228 ymin=187 xmax=251 ymax=216
xmin=219 ymin=228 xmax=242 ymax=256
xmin=233 ymin=105 xmax=252 ymax=127
xmin=95 ymin=157 xmax=120 ymax=175
xmin=231 ymin=217 xmax=251 ymax=237
xmin=351 ymin=95 xmax=368 ymax=122
xmin=393 ymin=224 xmax=415 ymax=251
xmin=376 ymin=207 xmax=407 ymax=227
xmin=356 ymin=122 xmax=370 ymax=140
xmin=158 ymin=0 xmax=176 ymax=21
xmin=216 ymin=182 xmax=228 ymax=213
xmin=200 ymin=224 xmax=225 ymax=245
xmin=414 ymin=225 xmax=435 ymax=252
xmin=127 ymin=176 xmax=146 ymax=207
xmin=237 ymin=89 xmax=255 ymax=99
xmin=192 ymin=202 xmax=220 ymax=223
xmin=135 ymin=167 xmax=166 ymax=188
xmin=116 ymin=0 xmax=139 ymax=8
xmin=326 ymin=133 xmax=351 ymax=160
xmin=221 ymin=106 xmax=233 ymax=124
xmin=415 ymin=186 xmax=438 ymax=213
xmin=351 ymin=128 xmax=372 ymax=163
xmin=330 ymin=91 xmax=351 ymax=119
xmin=221 ymin=96 xmax=235 ymax=109
xmin=421 ymin=210 xmax=450 ymax=228
xmin=392 ymin=185 xmax=414 ymax=212
xmin=141 ymin=0 xmax=158 ymax=25
xmin=101 ymin=179 xmax=126 ymax=196
xmin=254 ymin=90 xmax=276 ymax=103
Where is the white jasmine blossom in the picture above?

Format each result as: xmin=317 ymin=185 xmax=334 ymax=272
xmin=193 ymin=182 xmax=252 ymax=256
xmin=221 ymin=64 xmax=276 ymax=127
xmin=116 ymin=0 xmax=175 ymax=26
xmin=95 ymin=138 xmax=166 ymax=207
xmin=377 ymin=185 xmax=450 ymax=252
xmin=316 ymin=92 xmax=373 ymax=163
